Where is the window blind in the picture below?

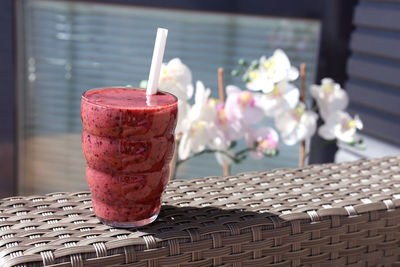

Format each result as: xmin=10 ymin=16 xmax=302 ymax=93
xmin=18 ymin=0 xmax=320 ymax=194
xmin=346 ymin=0 xmax=400 ymax=145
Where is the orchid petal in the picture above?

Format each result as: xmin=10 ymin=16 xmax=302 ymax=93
xmin=318 ymin=123 xmax=336 ymax=140
xmin=159 ymin=58 xmax=193 ymax=100
xmin=250 ymin=151 xmax=263 ymax=160
xmin=245 ymin=50 xmax=298 ymax=92
xmin=186 ymin=84 xmax=194 ymax=99
xmin=310 ymin=78 xmax=349 ymax=120
xmin=288 ymin=67 xmax=299 ymax=81
xmin=283 ymin=86 xmax=300 ymax=109
xmin=226 ymin=85 xmax=241 ymax=95
xmin=178 ymin=133 xmax=192 ymax=160
xmin=354 ymin=114 xmax=363 ymax=129
xmin=318 ymin=111 xmax=362 ymax=143
xmin=276 ymin=103 xmax=318 ymax=145
xmin=225 ymin=87 xmax=265 ymax=125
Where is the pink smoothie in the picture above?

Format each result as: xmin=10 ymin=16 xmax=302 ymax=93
xmin=81 ymin=87 xmax=177 ymax=227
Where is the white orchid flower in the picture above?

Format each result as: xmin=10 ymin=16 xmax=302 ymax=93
xmin=208 ymin=101 xmax=244 ymax=167
xmin=275 ymin=103 xmax=318 ymax=145
xmin=260 ymin=49 xmax=299 ymax=82
xmin=210 ymin=134 xmax=235 ymax=167
xmin=214 ymin=102 xmax=243 ymax=146
xmin=224 ymin=85 xmax=264 ymax=125
xmin=260 ymin=80 xmax=300 ymax=117
xmin=178 ymin=121 xmax=210 ymax=160
xmin=186 ymin=81 xmax=216 ymax=122
xmin=310 ymin=78 xmax=349 ymax=120
xmin=159 ymin=58 xmax=193 ymax=100
xmin=245 ymin=49 xmax=299 ymax=93
xmin=245 ymin=69 xmax=275 ymax=94
xmin=178 ymin=81 xmax=216 ymax=160
xmin=158 ymin=58 xmax=193 ymax=134
xmin=318 ymin=111 xmax=363 ymax=144
xmin=245 ymin=127 xmax=279 ymax=159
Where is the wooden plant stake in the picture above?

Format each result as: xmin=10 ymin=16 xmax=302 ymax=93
xmin=299 ymin=63 xmax=306 ymax=168
xmin=218 ymin=68 xmax=230 ymax=176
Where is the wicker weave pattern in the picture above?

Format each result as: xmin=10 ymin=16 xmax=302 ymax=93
xmin=0 ymin=156 xmax=399 ymax=266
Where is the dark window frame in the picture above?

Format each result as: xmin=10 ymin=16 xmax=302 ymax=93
xmin=0 ymin=0 xmax=356 ymax=197
xmin=1 ymin=0 xmax=16 ymax=198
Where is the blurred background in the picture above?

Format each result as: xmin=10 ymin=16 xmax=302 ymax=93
xmin=1 ymin=0 xmax=399 ymax=197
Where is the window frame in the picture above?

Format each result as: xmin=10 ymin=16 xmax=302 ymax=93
xmin=0 ymin=0 xmax=16 ymax=197
xmin=1 ymin=0 xmax=357 ymax=197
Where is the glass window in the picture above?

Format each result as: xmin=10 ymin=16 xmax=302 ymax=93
xmin=17 ymin=0 xmax=320 ymax=194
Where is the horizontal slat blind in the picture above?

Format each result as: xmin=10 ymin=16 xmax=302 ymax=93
xmin=346 ymin=0 xmax=400 ymax=145
xmin=350 ymin=30 xmax=400 ymax=60
xmin=18 ymin=0 xmax=320 ymax=194
xmin=346 ymin=80 xmax=400 ymax=117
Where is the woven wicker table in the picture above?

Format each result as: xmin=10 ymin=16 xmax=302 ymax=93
xmin=1 ymin=156 xmax=399 ymax=267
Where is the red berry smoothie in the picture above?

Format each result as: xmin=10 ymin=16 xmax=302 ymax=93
xmin=81 ymin=87 xmax=177 ymax=227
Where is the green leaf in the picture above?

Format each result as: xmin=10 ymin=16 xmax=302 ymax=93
xmin=233 ymin=158 xmax=241 ymax=164
xmin=250 ymin=60 xmax=259 ymax=69
xmin=242 ymin=75 xmax=250 ymax=83
xmin=231 ymin=69 xmax=239 ymax=77
xmin=238 ymin=59 xmax=248 ymax=66
xmin=229 ymin=141 xmax=237 ymax=149
xmin=252 ymin=141 xmax=258 ymax=149
xmin=264 ymin=150 xmax=279 ymax=157
xmin=348 ymin=141 xmax=356 ymax=146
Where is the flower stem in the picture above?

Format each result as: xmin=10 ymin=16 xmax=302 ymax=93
xmin=175 ymin=147 xmax=254 ymax=172
xmin=311 ymin=105 xmax=319 ymax=112
xmin=235 ymin=148 xmax=252 ymax=157
xmin=176 ymin=149 xmax=238 ymax=168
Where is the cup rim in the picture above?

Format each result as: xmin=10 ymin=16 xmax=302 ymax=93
xmin=81 ymin=86 xmax=178 ymax=110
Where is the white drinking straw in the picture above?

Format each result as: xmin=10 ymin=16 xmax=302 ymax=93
xmin=146 ymin=28 xmax=168 ymax=95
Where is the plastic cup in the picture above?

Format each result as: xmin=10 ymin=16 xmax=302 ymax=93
xmin=81 ymin=87 xmax=177 ymax=227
